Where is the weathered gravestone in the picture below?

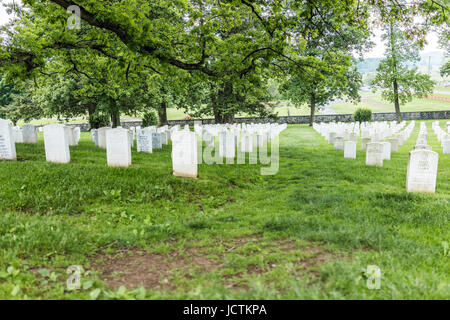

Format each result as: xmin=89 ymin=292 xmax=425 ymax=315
xmin=443 ymin=139 xmax=450 ymax=154
xmin=334 ymin=137 xmax=344 ymax=150
xmin=361 ymin=137 xmax=371 ymax=151
xmin=344 ymin=141 xmax=356 ymax=159
xmin=13 ymin=127 xmax=23 ymax=143
xmin=381 ymin=142 xmax=391 ymax=160
xmin=160 ymin=131 xmax=169 ymax=145
xmin=43 ymin=124 xmax=70 ymax=163
xmin=172 ymin=131 xmax=197 ymax=178
xmin=389 ymin=138 xmax=399 ymax=152
xmin=366 ymin=142 xmax=384 ymax=167
xmin=91 ymin=129 xmax=99 ymax=146
xmin=136 ymin=128 xmax=153 ymax=153
xmin=73 ymin=127 xmax=81 ymax=145
xmin=0 ymin=120 xmax=16 ymax=160
xmin=152 ymin=132 xmax=162 ymax=149
xmin=128 ymin=130 xmax=134 ymax=148
xmin=66 ymin=127 xmax=76 ymax=146
xmin=328 ymin=132 xmax=337 ymax=145
xmin=406 ymin=149 xmax=438 ymax=193
xmin=22 ymin=124 xmax=38 ymax=143
xmin=97 ymin=127 xmax=109 ymax=148
xmin=416 ymin=133 xmax=427 ymax=146
xmin=106 ymin=128 xmax=131 ymax=167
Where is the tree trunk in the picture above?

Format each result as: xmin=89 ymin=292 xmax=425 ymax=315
xmin=389 ymin=21 xmax=402 ymax=123
xmin=158 ymin=102 xmax=168 ymax=126
xmin=213 ymin=81 xmax=235 ymax=123
xmin=309 ymin=93 xmax=316 ymax=126
xmin=393 ymin=79 xmax=402 ymax=122
xmin=87 ymin=103 xmax=96 ymax=119
xmin=110 ymin=111 xmax=121 ymax=128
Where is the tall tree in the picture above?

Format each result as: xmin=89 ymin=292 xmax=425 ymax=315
xmin=279 ymin=0 xmax=368 ymax=125
xmin=371 ymin=20 xmax=435 ymax=121
xmin=439 ymin=26 xmax=450 ymax=77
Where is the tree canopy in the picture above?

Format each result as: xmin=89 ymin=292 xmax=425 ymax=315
xmin=371 ymin=20 xmax=436 ymax=121
xmin=0 ymin=0 xmax=448 ymax=124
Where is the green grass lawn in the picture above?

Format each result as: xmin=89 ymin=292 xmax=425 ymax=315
xmin=434 ymin=86 xmax=450 ymax=93
xmin=0 ymin=120 xmax=449 ymax=299
xmin=332 ymin=93 xmax=450 ymax=114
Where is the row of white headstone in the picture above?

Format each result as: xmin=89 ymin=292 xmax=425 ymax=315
xmin=431 ymin=121 xmax=450 ymax=154
xmin=313 ymin=120 xmax=414 ymax=167
xmin=89 ymin=125 xmax=170 ymax=167
xmin=173 ymin=122 xmax=286 ymax=178
xmin=314 ymin=120 xmax=445 ymax=193
xmin=405 ymin=122 xmax=439 ymax=193
xmin=0 ymin=121 xmax=81 ymax=162
xmin=197 ymin=122 xmax=286 ymax=157
xmin=88 ymin=122 xmax=285 ymax=178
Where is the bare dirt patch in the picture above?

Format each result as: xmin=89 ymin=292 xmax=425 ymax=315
xmin=92 ymin=248 xmax=221 ymax=290
xmin=92 ymin=235 xmax=346 ymax=290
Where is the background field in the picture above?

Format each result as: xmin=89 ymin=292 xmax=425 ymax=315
xmin=14 ymin=86 xmax=450 ymax=126
xmin=0 ymin=120 xmax=448 ymax=299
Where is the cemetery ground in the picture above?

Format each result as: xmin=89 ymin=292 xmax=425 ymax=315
xmin=0 ymin=120 xmax=449 ymax=300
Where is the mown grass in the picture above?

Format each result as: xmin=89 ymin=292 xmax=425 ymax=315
xmin=0 ymin=120 xmax=448 ymax=300
xmin=332 ymin=92 xmax=450 ymax=114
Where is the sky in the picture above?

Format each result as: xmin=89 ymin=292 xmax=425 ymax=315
xmin=0 ymin=2 xmax=445 ymax=59
xmin=365 ymin=24 xmax=443 ymax=58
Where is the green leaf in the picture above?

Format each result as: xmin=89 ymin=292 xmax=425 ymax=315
xmin=38 ymin=268 xmax=50 ymax=278
xmin=82 ymin=280 xmax=94 ymax=290
xmin=89 ymin=288 xmax=101 ymax=300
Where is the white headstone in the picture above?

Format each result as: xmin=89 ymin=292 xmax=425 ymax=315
xmin=0 ymin=119 xmax=16 ymax=160
xmin=172 ymin=131 xmax=197 ymax=178
xmin=241 ymin=131 xmax=253 ymax=153
xmin=334 ymin=137 xmax=344 ymax=150
xmin=43 ymin=124 xmax=70 ymax=163
xmin=12 ymin=126 xmax=23 ymax=143
xmin=381 ymin=142 xmax=391 ymax=160
xmin=98 ymin=127 xmax=109 ymax=148
xmin=152 ymin=132 xmax=162 ymax=149
xmin=389 ymin=138 xmax=399 ymax=152
xmin=66 ymin=127 xmax=76 ymax=146
xmin=128 ymin=129 xmax=134 ymax=148
xmin=91 ymin=129 xmax=99 ymax=146
xmin=406 ymin=149 xmax=438 ymax=193
xmin=328 ymin=132 xmax=337 ymax=144
xmin=443 ymin=139 xmax=450 ymax=154
xmin=22 ymin=124 xmax=38 ymax=143
xmin=361 ymin=137 xmax=371 ymax=151
xmin=344 ymin=141 xmax=356 ymax=159
xmin=349 ymin=133 xmax=358 ymax=142
xmin=106 ymin=128 xmax=131 ymax=167
xmin=137 ymin=128 xmax=153 ymax=153
xmin=73 ymin=127 xmax=81 ymax=145
xmin=366 ymin=142 xmax=383 ymax=167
